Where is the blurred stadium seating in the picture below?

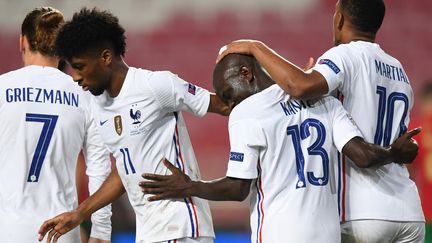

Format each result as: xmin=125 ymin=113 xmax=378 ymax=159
xmin=1 ymin=0 xmax=430 ymax=242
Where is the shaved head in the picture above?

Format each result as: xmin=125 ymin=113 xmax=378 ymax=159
xmin=213 ymin=54 xmax=273 ymax=109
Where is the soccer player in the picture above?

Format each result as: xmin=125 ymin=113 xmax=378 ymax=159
xmin=139 ymin=53 xmax=420 ymax=243
xmin=38 ymin=8 xmax=229 ymax=243
xmin=216 ymin=0 xmax=425 ymax=242
xmin=0 ymin=7 xmax=111 ymax=243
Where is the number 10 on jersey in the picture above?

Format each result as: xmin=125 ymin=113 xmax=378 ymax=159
xmin=374 ymin=86 xmax=409 ymax=146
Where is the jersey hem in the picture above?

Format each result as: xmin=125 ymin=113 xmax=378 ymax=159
xmin=136 ymin=231 xmax=215 ymax=243
xmin=343 ymin=214 xmax=425 ymax=223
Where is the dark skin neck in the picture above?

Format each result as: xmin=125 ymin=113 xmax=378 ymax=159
xmin=256 ymin=73 xmax=275 ymax=92
xmin=107 ymin=58 xmax=129 ymax=97
xmin=341 ymin=29 xmax=376 ymax=44
xmin=339 ymin=15 xmax=376 ymax=45
xmin=254 ymin=69 xmax=276 ymax=93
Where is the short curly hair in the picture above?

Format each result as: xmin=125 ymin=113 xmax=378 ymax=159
xmin=340 ymin=0 xmax=385 ymax=35
xmin=56 ymin=7 xmax=126 ymax=59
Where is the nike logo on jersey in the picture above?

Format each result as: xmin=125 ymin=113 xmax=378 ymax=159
xmin=100 ymin=119 xmax=108 ymax=126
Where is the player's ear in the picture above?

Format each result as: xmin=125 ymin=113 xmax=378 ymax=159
xmin=100 ymin=49 xmax=113 ymax=66
xmin=240 ymin=66 xmax=253 ymax=83
xmin=19 ymin=35 xmax=27 ymax=53
xmin=336 ymin=11 xmax=344 ymax=31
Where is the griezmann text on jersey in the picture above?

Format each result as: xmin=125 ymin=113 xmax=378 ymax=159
xmin=5 ymin=87 xmax=79 ymax=107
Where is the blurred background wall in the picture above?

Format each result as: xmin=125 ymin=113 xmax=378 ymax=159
xmin=1 ymin=0 xmax=431 ymax=242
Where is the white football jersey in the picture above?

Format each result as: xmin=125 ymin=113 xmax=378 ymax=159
xmin=313 ymin=40 xmax=424 ymax=222
xmin=226 ymin=84 xmax=362 ymax=243
xmin=91 ymin=67 xmax=215 ymax=243
xmin=0 ymin=65 xmax=112 ymax=242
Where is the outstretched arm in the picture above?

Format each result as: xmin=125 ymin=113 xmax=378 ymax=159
xmin=217 ymin=40 xmax=328 ymax=100
xmin=38 ymin=167 xmax=125 ymax=243
xmin=140 ymin=159 xmax=252 ymax=202
xmin=83 ymin=109 xmax=113 ymax=242
xmin=342 ymin=128 xmax=421 ymax=168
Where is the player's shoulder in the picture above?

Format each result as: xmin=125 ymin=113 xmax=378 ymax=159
xmin=342 ymin=41 xmax=388 ymax=60
xmin=230 ymin=84 xmax=284 ymax=121
xmin=0 ymin=66 xmax=73 ymax=87
xmin=324 ymin=42 xmax=363 ymax=58
xmin=313 ymin=95 xmax=343 ymax=109
xmin=320 ymin=95 xmax=342 ymax=105
xmin=132 ymin=67 xmax=181 ymax=89
xmin=134 ymin=67 xmax=178 ymax=82
xmin=303 ymin=95 xmax=344 ymax=116
xmin=0 ymin=66 xmax=32 ymax=81
xmin=0 ymin=68 xmax=19 ymax=79
xmin=373 ymin=45 xmax=404 ymax=67
xmin=150 ymin=70 xmax=178 ymax=79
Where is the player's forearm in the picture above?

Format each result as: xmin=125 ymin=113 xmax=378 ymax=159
xmin=86 ymin=152 xmax=112 ymax=237
xmin=208 ymin=94 xmax=230 ymax=116
xmin=189 ymin=177 xmax=251 ymax=201
xmin=358 ymin=143 xmax=394 ymax=168
xmin=250 ymin=41 xmax=327 ymax=99
xmin=343 ymin=137 xmax=394 ymax=168
xmin=76 ymin=167 xmax=125 ymax=218
xmin=251 ymin=42 xmax=307 ymax=93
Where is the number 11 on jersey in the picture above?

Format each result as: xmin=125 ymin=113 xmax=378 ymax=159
xmin=120 ymin=148 xmax=136 ymax=175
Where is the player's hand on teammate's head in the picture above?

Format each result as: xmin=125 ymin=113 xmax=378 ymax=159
xmin=38 ymin=211 xmax=84 ymax=243
xmin=140 ymin=158 xmax=192 ymax=201
xmin=390 ymin=127 xmax=422 ymax=164
xmin=216 ymin=39 xmax=261 ymax=63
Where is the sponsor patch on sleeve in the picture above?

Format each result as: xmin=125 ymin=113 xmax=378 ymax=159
xmin=229 ymin=152 xmax=244 ymax=162
xmin=318 ymin=59 xmax=341 ymax=74
xmin=188 ymin=83 xmax=196 ymax=95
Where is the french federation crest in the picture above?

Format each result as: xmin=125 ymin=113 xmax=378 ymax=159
xmin=114 ymin=115 xmax=123 ymax=135
xmin=130 ymin=108 xmax=141 ymax=124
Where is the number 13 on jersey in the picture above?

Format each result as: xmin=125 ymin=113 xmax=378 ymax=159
xmin=287 ymin=118 xmax=329 ymax=189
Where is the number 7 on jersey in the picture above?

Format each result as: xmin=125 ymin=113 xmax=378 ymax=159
xmin=25 ymin=113 xmax=58 ymax=182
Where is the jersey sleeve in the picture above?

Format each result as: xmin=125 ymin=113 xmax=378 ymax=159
xmin=147 ymin=71 xmax=210 ymax=117
xmin=82 ymin=107 xmax=112 ymax=241
xmin=226 ymin=118 xmax=266 ymax=179
xmin=312 ymin=46 xmax=355 ymax=94
xmin=328 ymin=98 xmax=363 ymax=151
